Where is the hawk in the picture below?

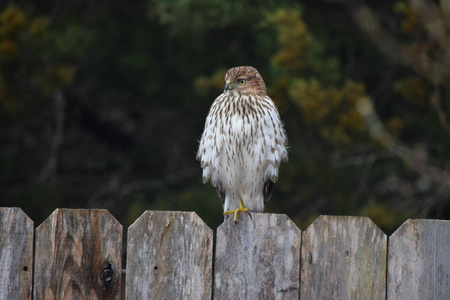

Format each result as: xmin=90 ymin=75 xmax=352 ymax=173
xmin=196 ymin=66 xmax=288 ymax=221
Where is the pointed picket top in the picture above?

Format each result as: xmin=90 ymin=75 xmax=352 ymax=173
xmin=301 ymin=215 xmax=387 ymax=299
xmin=214 ymin=213 xmax=301 ymax=300
xmin=387 ymin=219 xmax=450 ymax=299
xmin=0 ymin=207 xmax=34 ymax=300
xmin=126 ymin=210 xmax=213 ymax=300
xmin=33 ymin=209 xmax=122 ymax=299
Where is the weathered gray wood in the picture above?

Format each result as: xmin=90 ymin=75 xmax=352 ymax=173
xmin=214 ymin=213 xmax=301 ymax=300
xmin=301 ymin=215 xmax=387 ymax=299
xmin=125 ymin=210 xmax=213 ymax=300
xmin=0 ymin=207 xmax=34 ymax=300
xmin=34 ymin=209 xmax=123 ymax=299
xmin=387 ymin=219 xmax=450 ymax=299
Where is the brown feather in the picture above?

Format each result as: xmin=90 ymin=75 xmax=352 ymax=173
xmin=224 ymin=66 xmax=267 ymax=96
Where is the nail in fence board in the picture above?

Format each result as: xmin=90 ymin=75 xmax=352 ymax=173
xmin=301 ymin=216 xmax=387 ymax=299
xmin=214 ymin=213 xmax=301 ymax=300
xmin=387 ymin=219 xmax=450 ymax=299
xmin=33 ymin=209 xmax=123 ymax=299
xmin=126 ymin=210 xmax=213 ymax=300
xmin=0 ymin=207 xmax=33 ymax=300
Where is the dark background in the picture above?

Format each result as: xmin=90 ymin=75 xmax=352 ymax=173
xmin=1 ymin=0 xmax=449 ymax=233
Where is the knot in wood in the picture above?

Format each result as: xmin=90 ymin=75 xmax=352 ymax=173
xmin=100 ymin=263 xmax=114 ymax=287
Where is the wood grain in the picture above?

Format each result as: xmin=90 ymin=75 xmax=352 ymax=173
xmin=301 ymin=215 xmax=387 ymax=299
xmin=0 ymin=207 xmax=34 ymax=300
xmin=125 ymin=210 xmax=213 ymax=300
xmin=2 ymin=207 xmax=449 ymax=298
xmin=214 ymin=213 xmax=301 ymax=300
xmin=33 ymin=209 xmax=123 ymax=300
xmin=387 ymin=219 xmax=450 ymax=299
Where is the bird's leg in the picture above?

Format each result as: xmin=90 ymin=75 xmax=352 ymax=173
xmin=224 ymin=198 xmax=249 ymax=222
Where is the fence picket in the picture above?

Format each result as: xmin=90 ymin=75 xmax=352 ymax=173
xmin=387 ymin=219 xmax=450 ymax=299
xmin=125 ymin=210 xmax=213 ymax=300
xmin=0 ymin=207 xmax=33 ymax=300
xmin=300 ymin=216 xmax=387 ymax=299
xmin=214 ymin=213 xmax=301 ymax=300
xmin=1 ymin=207 xmax=449 ymax=299
xmin=33 ymin=209 xmax=123 ymax=299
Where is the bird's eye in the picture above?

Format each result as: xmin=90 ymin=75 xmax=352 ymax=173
xmin=238 ymin=79 xmax=246 ymax=85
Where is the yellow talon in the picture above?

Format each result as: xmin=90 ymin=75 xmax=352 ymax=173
xmin=224 ymin=198 xmax=248 ymax=222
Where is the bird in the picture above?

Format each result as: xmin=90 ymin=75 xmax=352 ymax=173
xmin=196 ymin=66 xmax=288 ymax=221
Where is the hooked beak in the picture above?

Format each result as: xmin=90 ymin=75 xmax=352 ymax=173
xmin=225 ymin=79 xmax=233 ymax=91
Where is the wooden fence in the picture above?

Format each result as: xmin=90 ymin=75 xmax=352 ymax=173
xmin=1 ymin=207 xmax=449 ymax=300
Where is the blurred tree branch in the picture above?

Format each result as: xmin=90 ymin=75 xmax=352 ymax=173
xmin=340 ymin=0 xmax=450 ymax=190
xmin=39 ymin=91 xmax=65 ymax=181
xmin=339 ymin=0 xmax=450 ymax=84
xmin=430 ymin=85 xmax=450 ymax=135
xmin=357 ymin=97 xmax=450 ymax=186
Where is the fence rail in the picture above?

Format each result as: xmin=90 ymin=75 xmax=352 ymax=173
xmin=1 ymin=207 xmax=449 ymax=300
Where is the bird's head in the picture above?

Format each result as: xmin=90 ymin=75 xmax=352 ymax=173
xmin=224 ymin=66 xmax=267 ymax=96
